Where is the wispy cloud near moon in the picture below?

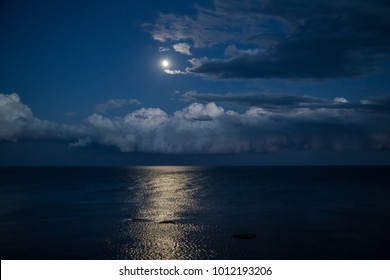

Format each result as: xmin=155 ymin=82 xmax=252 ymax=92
xmin=164 ymin=69 xmax=187 ymax=75
xmin=172 ymin=42 xmax=192 ymax=55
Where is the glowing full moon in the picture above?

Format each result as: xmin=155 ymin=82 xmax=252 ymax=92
xmin=161 ymin=60 xmax=170 ymax=68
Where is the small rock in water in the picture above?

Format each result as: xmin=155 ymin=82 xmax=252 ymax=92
xmin=233 ymin=233 xmax=256 ymax=240
xmin=158 ymin=220 xmax=176 ymax=224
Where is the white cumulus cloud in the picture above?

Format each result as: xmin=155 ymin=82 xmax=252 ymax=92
xmin=1 ymin=93 xmax=389 ymax=154
xmin=0 ymin=93 xmax=87 ymax=141
xmin=172 ymin=42 xmax=192 ymax=55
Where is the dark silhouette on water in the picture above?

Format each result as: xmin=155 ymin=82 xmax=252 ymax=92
xmin=158 ymin=220 xmax=177 ymax=224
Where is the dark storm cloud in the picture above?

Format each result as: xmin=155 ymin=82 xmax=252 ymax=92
xmin=183 ymin=91 xmax=390 ymax=113
xmin=1 ymin=93 xmax=389 ymax=153
xmin=150 ymin=0 xmax=390 ymax=79
xmin=148 ymin=0 xmax=294 ymax=47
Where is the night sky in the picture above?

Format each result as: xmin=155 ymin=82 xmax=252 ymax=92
xmin=1 ymin=0 xmax=389 ymax=165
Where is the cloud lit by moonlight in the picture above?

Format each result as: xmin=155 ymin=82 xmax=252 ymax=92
xmin=160 ymin=58 xmax=186 ymax=74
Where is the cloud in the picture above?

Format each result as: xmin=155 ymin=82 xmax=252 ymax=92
xmin=174 ymin=102 xmax=224 ymax=121
xmin=147 ymin=3 xmax=291 ymax=48
xmin=164 ymin=69 xmax=187 ymax=75
xmin=334 ymin=97 xmax=348 ymax=104
xmin=69 ymin=137 xmax=91 ymax=148
xmin=0 ymin=93 xmax=35 ymax=140
xmin=172 ymin=42 xmax=192 ymax=55
xmin=95 ymin=98 xmax=140 ymax=113
xmin=1 ymin=93 xmax=389 ymax=153
xmin=183 ymin=91 xmax=336 ymax=108
xmin=0 ymin=93 xmax=86 ymax=141
xmin=158 ymin=46 xmax=170 ymax=52
xmin=148 ymin=0 xmax=390 ymax=79
xmin=225 ymin=45 xmax=260 ymax=58
xmin=183 ymin=91 xmax=390 ymax=113
xmin=83 ymin=101 xmax=390 ymax=153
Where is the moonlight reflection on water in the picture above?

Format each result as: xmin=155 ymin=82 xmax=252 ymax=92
xmin=112 ymin=166 xmax=213 ymax=259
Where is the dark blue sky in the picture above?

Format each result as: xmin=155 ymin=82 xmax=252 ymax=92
xmin=1 ymin=0 xmax=389 ymax=165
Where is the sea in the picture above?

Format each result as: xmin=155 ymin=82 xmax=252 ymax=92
xmin=0 ymin=166 xmax=389 ymax=260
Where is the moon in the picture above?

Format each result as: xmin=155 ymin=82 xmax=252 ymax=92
xmin=161 ymin=59 xmax=170 ymax=68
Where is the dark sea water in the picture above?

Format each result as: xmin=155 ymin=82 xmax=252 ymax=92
xmin=0 ymin=166 xmax=389 ymax=260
